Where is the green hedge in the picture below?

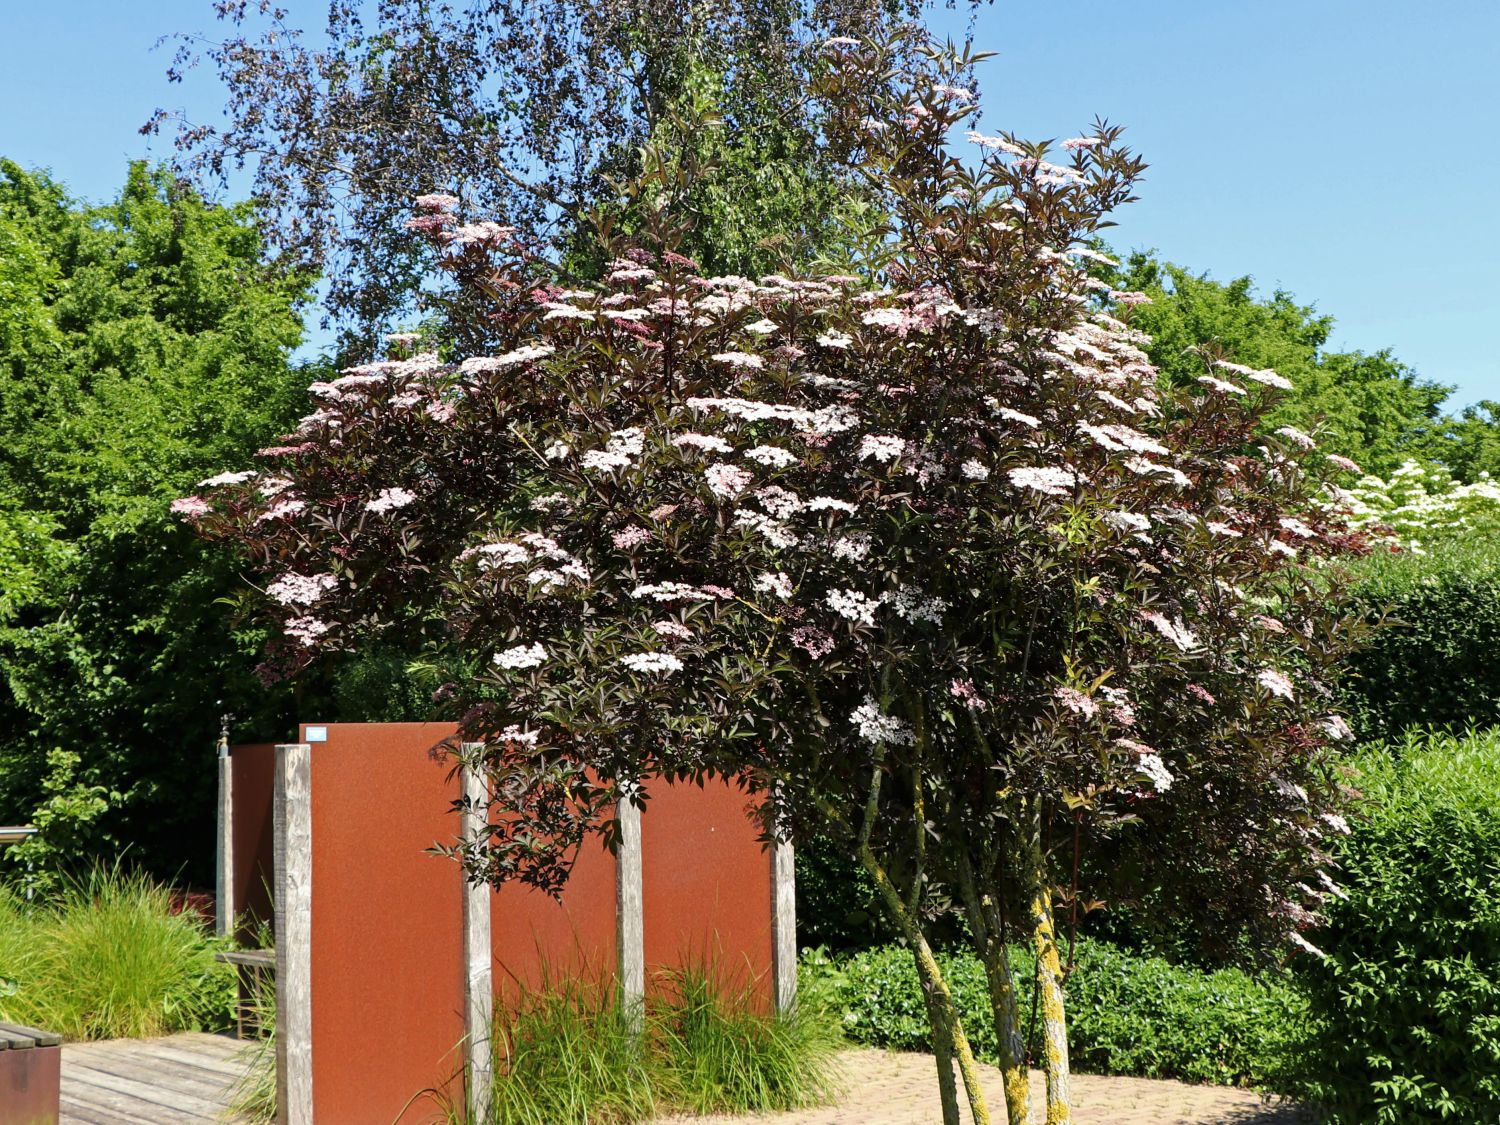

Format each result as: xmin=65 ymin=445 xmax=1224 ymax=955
xmin=1288 ymin=728 xmax=1500 ymax=1122
xmin=801 ymin=936 xmax=1303 ymax=1088
xmin=1341 ymin=542 xmax=1500 ymax=739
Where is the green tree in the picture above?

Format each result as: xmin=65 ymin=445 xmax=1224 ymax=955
xmin=0 ymin=160 xmax=315 ymax=882
xmin=153 ymin=0 xmax=944 ymax=356
xmin=1109 ymin=253 xmax=1451 ymax=475
xmin=1412 ymin=399 xmax=1500 ymax=482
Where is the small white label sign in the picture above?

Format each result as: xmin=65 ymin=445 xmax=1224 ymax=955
xmin=304 ymin=726 xmax=328 ymax=743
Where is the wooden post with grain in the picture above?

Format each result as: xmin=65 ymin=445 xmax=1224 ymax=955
xmin=771 ymin=836 xmax=798 ymax=1015
xmin=459 ymin=744 xmax=494 ymax=1123
xmin=274 ymin=742 xmax=314 ymax=1125
xmin=616 ymin=787 xmax=645 ymax=1030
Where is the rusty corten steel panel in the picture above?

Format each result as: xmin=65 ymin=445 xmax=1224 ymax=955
xmin=229 ymin=743 xmax=277 ymax=941
xmin=293 ymin=723 xmax=776 ymax=1122
xmin=303 ymin=722 xmax=467 ymax=1125
xmin=640 ymin=776 xmax=773 ymax=1004
xmin=0 ymin=1044 xmax=60 ymax=1125
xmin=490 ymin=819 xmax=618 ymax=996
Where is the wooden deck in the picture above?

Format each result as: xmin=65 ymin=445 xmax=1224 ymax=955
xmin=59 ymin=1032 xmax=253 ymax=1124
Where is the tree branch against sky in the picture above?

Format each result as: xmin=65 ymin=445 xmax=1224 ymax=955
xmin=144 ymin=0 xmax=957 ymax=357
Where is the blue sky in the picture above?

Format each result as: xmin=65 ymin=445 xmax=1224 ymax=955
xmin=2 ymin=1 xmax=1497 ymax=408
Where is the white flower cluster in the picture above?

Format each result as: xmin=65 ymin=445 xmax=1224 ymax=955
xmin=745 ymin=445 xmax=797 ymax=468
xmin=367 ymin=487 xmax=417 ymax=514
xmin=267 ymin=573 xmax=338 ymax=607
xmin=1081 ymin=423 xmax=1169 ymax=456
xmin=826 ymin=588 xmax=878 ymax=625
xmin=807 ymin=497 xmax=857 ymax=514
xmin=734 ymin=509 xmax=800 ymax=549
xmin=832 ymin=533 xmax=871 ymax=561
xmin=582 ymin=427 xmax=646 ymax=472
xmin=858 ymin=434 xmax=907 ymax=463
xmin=494 ymin=643 xmax=547 ymax=670
xmin=284 ymin=616 xmax=330 ymax=648
xmin=619 ymin=652 xmax=684 ymax=675
xmin=753 ymin=572 xmax=794 ymax=600
xmin=1007 ymin=465 xmax=1078 ymax=496
xmin=1137 ymin=753 xmax=1174 ymax=793
xmin=851 ymin=696 xmax=916 ymax=746
xmin=1141 ymin=611 xmax=1200 ymax=653
xmin=459 ymin=344 xmax=554 ymax=373
xmin=1104 ymin=510 xmax=1152 ymax=534
xmin=887 ymin=585 xmax=947 ymax=624
xmin=632 ymin=582 xmax=713 ymax=602
xmin=1257 ymin=668 xmax=1295 ymax=701
xmin=673 ymin=432 xmax=734 ymax=454
xmin=198 ymin=469 xmax=257 ymax=487
xmin=706 ymin=463 xmax=754 ymax=499
xmin=686 ymin=396 xmax=858 ymax=435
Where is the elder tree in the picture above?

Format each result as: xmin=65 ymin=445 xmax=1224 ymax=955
xmin=181 ymin=31 xmax=1369 ymax=1125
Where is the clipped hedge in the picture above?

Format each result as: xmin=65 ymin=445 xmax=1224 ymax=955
xmin=802 ymin=935 xmax=1303 ymax=1088
xmin=1341 ymin=541 xmax=1500 ymax=739
xmin=1288 ymin=728 xmax=1500 ymax=1122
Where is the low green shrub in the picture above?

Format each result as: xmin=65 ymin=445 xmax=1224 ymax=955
xmin=804 ymin=936 xmax=1303 ymax=1088
xmin=0 ymin=867 xmax=235 ymax=1039
xmin=1287 ymin=728 xmax=1500 ymax=1122
xmin=1341 ymin=540 xmax=1500 ymax=739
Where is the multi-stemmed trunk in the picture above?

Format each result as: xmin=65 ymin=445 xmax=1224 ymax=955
xmin=857 ymin=839 xmax=992 ymax=1125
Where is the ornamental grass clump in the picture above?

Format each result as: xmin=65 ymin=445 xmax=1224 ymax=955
xmin=182 ymin=28 xmax=1371 ymax=1125
xmin=0 ymin=867 xmax=234 ymax=1040
xmin=468 ymin=967 xmax=840 ymax=1125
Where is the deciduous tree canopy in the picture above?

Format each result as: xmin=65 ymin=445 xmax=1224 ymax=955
xmin=0 ymin=160 xmax=313 ymax=879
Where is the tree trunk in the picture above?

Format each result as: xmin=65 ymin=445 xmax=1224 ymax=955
xmin=857 ymin=843 xmax=991 ymax=1125
xmin=1027 ymin=827 xmax=1071 ymax=1124
xmin=914 ymin=944 xmax=961 ymax=1125
xmin=957 ymin=853 xmax=1030 ymax=1125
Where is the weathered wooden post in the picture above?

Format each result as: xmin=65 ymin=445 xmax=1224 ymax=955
xmin=274 ymin=742 xmax=313 ymax=1125
xmin=771 ymin=835 xmax=797 ymax=1015
xmin=459 ymin=744 xmax=493 ymax=1123
xmin=215 ymin=714 xmax=234 ymax=939
xmin=616 ymin=784 xmax=645 ymax=1030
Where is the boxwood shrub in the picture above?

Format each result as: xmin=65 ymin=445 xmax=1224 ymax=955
xmin=1341 ymin=541 xmax=1500 ymax=739
xmin=802 ymin=935 xmax=1304 ymax=1088
xmin=1287 ymin=728 xmax=1500 ymax=1122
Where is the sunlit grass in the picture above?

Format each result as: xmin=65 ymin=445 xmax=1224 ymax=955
xmin=0 ymin=867 xmax=234 ymax=1040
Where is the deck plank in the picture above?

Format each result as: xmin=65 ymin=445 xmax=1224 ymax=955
xmin=60 ymin=1033 xmax=251 ymax=1125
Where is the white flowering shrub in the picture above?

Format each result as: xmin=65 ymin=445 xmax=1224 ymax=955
xmin=1340 ymin=458 xmax=1500 ymax=551
xmin=178 ymin=30 xmax=1372 ymax=1125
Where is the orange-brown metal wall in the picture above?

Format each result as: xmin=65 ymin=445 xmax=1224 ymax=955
xmin=302 ymin=722 xmax=466 ymax=1124
xmin=640 ymin=777 xmax=773 ymax=1000
xmin=231 ymin=724 xmax=775 ymax=1121
xmin=228 ymin=743 xmax=277 ymax=941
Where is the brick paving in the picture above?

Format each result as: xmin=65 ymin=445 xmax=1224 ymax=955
xmin=657 ymin=1048 xmax=1315 ymax=1125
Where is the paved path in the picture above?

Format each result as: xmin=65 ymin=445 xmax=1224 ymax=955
xmin=658 ymin=1048 xmax=1315 ymax=1125
xmin=59 ymin=1032 xmax=251 ymax=1124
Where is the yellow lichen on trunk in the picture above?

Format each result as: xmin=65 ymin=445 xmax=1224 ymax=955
xmin=1030 ymin=878 xmax=1072 ymax=1125
xmin=859 ymin=842 xmax=992 ymax=1125
xmin=957 ymin=853 xmax=1031 ymax=1125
